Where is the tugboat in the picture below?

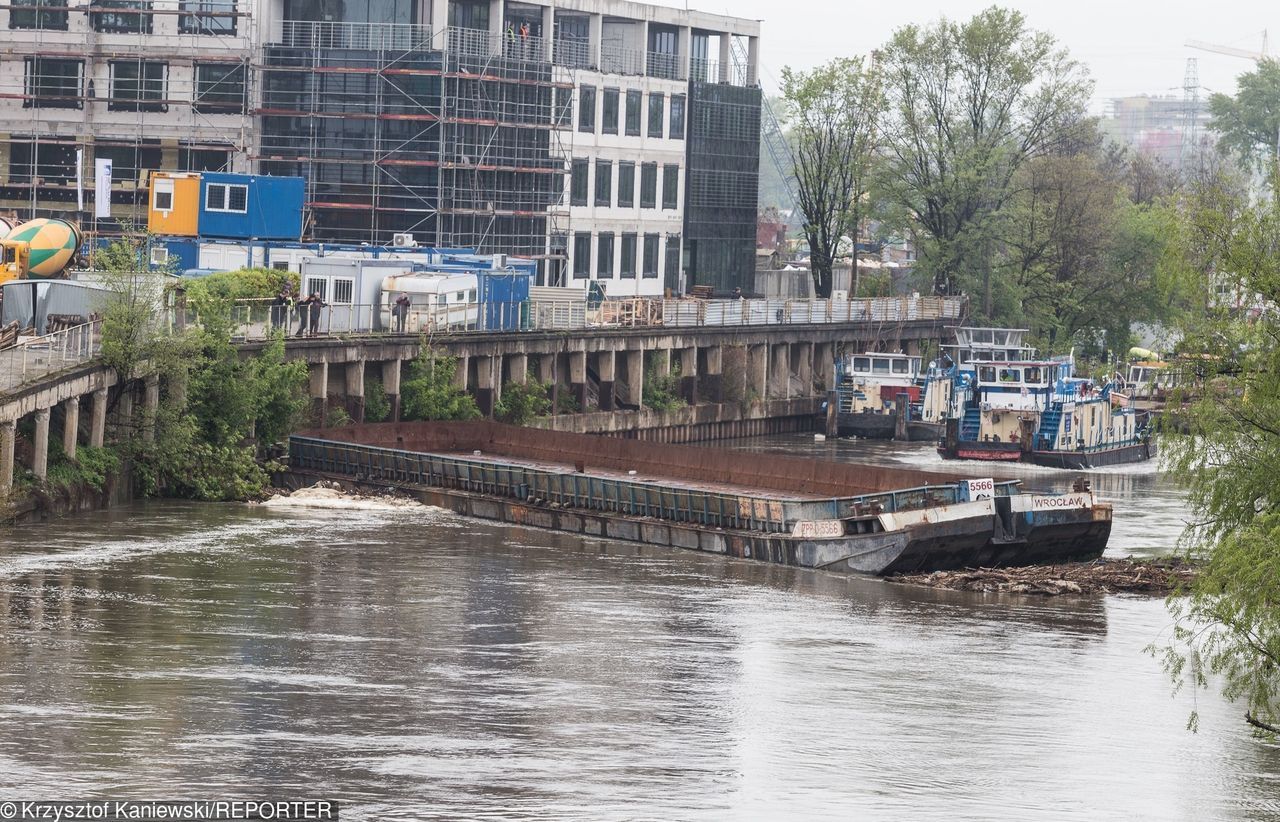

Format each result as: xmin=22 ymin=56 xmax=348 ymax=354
xmin=917 ymin=327 xmax=1039 ymax=444
xmin=938 ymin=356 xmax=1156 ymax=469
xmin=835 ymin=351 xmax=926 ymax=439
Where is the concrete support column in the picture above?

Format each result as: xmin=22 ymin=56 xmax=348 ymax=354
xmin=309 ymin=362 xmax=329 ymax=426
xmin=679 ymin=347 xmax=698 ymax=405
xmin=142 ymin=375 xmax=159 ymax=442
xmin=508 ymin=353 xmax=528 ymax=386
xmin=381 ymin=359 xmax=403 ymax=422
xmin=569 ymin=349 xmax=588 ymax=412
xmin=702 ymin=346 xmax=723 ymax=403
xmin=747 ymin=35 xmax=759 ymax=85
xmin=588 ymin=12 xmax=603 ymax=68
xmin=678 ymin=25 xmax=692 ymax=80
xmin=453 ymin=354 xmax=469 ymax=390
xmin=536 ymin=353 xmax=558 ymax=410
xmin=541 ymin=4 xmax=554 ymax=61
xmin=33 ymin=407 xmax=50 ymax=480
xmin=116 ymin=388 xmax=134 ymax=441
xmin=793 ymin=342 xmax=813 ymax=397
xmin=475 ymin=356 xmax=496 ymax=417
xmin=345 ymin=360 xmax=366 ymax=423
xmin=653 ymin=348 xmax=672 ymax=378
xmin=596 ymin=350 xmax=616 ymax=411
xmin=770 ymin=343 xmax=791 ymax=400
xmin=748 ymin=344 xmax=768 ymax=402
xmin=718 ymin=32 xmax=731 ymax=83
xmin=62 ymin=397 xmax=80 ymax=461
xmin=813 ymin=342 xmax=834 ymax=393
xmin=0 ymin=419 xmax=15 ymax=491
xmin=623 ymin=349 xmax=643 ymax=408
xmin=90 ymin=388 xmax=108 ymax=448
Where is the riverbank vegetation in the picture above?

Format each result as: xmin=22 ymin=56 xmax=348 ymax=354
xmin=95 ymin=239 xmax=310 ymax=501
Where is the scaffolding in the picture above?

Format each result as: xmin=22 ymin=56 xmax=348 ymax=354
xmin=0 ymin=0 xmax=254 ymax=230
xmin=255 ymin=20 xmax=573 ymax=278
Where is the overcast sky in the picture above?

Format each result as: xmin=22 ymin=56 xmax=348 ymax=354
xmin=673 ymin=0 xmax=1276 ymax=112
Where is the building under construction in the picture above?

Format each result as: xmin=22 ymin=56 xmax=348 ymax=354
xmin=0 ymin=0 xmax=762 ymax=293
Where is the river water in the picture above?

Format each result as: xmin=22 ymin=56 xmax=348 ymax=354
xmin=0 ymin=435 xmax=1277 ymax=821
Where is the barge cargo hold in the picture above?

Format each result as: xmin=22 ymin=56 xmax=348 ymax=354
xmin=285 ymin=422 xmax=1113 ymax=576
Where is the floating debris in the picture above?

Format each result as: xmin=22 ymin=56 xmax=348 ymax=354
xmin=891 ymin=557 xmax=1199 ymax=596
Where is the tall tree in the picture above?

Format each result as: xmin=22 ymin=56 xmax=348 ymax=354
xmin=1208 ymin=58 xmax=1280 ymax=176
xmin=877 ymin=6 xmax=1092 ymax=299
xmin=781 ymin=57 xmax=883 ymax=298
xmin=1158 ymin=172 xmax=1280 ymax=738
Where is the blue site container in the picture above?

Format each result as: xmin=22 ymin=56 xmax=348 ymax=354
xmin=197 ymin=173 xmax=305 ymax=241
xmin=477 ymin=270 xmax=531 ymax=331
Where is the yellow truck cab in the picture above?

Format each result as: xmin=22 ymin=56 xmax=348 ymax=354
xmin=0 ymin=240 xmax=29 ymax=285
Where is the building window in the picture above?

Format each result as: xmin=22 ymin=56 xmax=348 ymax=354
xmin=179 ymin=144 xmax=231 ymax=171
xmin=617 ymin=161 xmax=635 ymax=208
xmin=23 ymin=58 xmax=82 ymax=109
xmin=670 ymin=94 xmax=685 ymax=139
xmin=596 ymin=232 xmax=615 ymax=279
xmin=601 ymin=88 xmax=619 ymax=135
xmin=9 ymin=138 xmax=78 ymax=184
xmin=570 ymin=158 xmax=588 ymax=206
xmin=553 ymin=86 xmax=572 ymax=126
xmin=110 ymin=61 xmax=168 ymax=113
xmin=639 ymin=163 xmax=657 ymax=209
xmin=664 ymin=233 xmax=681 ymax=281
xmin=594 ymin=160 xmax=612 ymax=207
xmin=11 ymin=0 xmax=67 ymax=29
xmin=153 ymin=179 xmax=174 ymax=211
xmin=578 ymin=85 xmax=596 ymax=133
xmin=625 ymin=89 xmax=641 ymax=136
xmin=648 ymin=92 xmax=664 ymax=138
xmin=662 ymin=164 xmax=679 ymax=210
xmin=206 ymin=182 xmax=248 ymax=213
xmin=194 ymin=63 xmax=246 ymax=114
xmin=620 ymin=233 xmax=637 ymax=279
xmin=91 ymin=0 xmax=152 ymax=34
xmin=448 ymin=0 xmax=488 ymax=30
xmin=572 ymin=232 xmax=591 ymax=279
xmin=332 ymin=278 xmax=355 ymax=304
xmin=180 ymin=0 xmax=236 ymax=34
xmin=642 ymin=233 xmax=659 ymax=278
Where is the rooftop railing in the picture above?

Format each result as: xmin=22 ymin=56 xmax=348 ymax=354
xmin=278 ymin=19 xmax=433 ymax=51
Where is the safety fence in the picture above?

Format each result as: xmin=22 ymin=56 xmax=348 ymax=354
xmin=289 ymin=434 xmax=1015 ymax=534
xmin=223 ymin=295 xmax=967 ymax=342
xmin=0 ymin=320 xmax=102 ymax=394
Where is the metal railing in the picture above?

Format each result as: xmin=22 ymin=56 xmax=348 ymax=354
xmin=279 ymin=19 xmax=434 ymax=51
xmin=222 ymin=295 xmax=966 ymax=342
xmin=645 ymin=51 xmax=684 ymax=81
xmin=600 ymin=43 xmax=647 ymax=76
xmin=0 ymin=320 xmax=102 ymax=394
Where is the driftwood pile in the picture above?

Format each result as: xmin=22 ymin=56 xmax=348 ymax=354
xmin=892 ymin=558 xmax=1199 ymax=596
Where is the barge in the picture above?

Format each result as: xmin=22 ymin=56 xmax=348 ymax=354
xmin=284 ymin=422 xmax=1113 ymax=576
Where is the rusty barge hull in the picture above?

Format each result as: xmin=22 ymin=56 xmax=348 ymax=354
xmin=285 ymin=422 xmax=1112 ymax=576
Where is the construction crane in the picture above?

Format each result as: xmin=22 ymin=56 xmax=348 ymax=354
xmin=1186 ymin=31 xmax=1277 ymax=163
xmin=1185 ymin=31 xmax=1268 ymax=62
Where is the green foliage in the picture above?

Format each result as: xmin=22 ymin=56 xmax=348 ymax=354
xmin=495 ymin=379 xmax=552 ymax=425
xmin=555 ymin=391 xmax=580 ymax=414
xmin=780 ymin=57 xmax=884 ymax=298
xmin=643 ymin=361 xmax=685 ymax=412
xmin=45 ymin=445 xmax=120 ymax=494
xmin=1208 ymin=58 xmax=1280 ymax=175
xmin=1156 ymin=172 xmax=1280 ymax=738
xmin=183 ymin=267 xmax=300 ymax=313
xmin=400 ymin=346 xmax=480 ymax=421
xmin=97 ymin=230 xmax=173 ymax=382
xmin=877 ymin=6 xmax=1093 ymax=296
xmin=128 ymin=308 xmax=309 ymax=501
xmin=363 ymin=376 xmax=391 ymax=423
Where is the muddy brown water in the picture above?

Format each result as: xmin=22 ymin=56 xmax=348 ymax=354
xmin=0 ymin=434 xmax=1276 ymax=820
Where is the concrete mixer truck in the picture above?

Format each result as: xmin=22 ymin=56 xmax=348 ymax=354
xmin=0 ymin=218 xmax=83 ymax=285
